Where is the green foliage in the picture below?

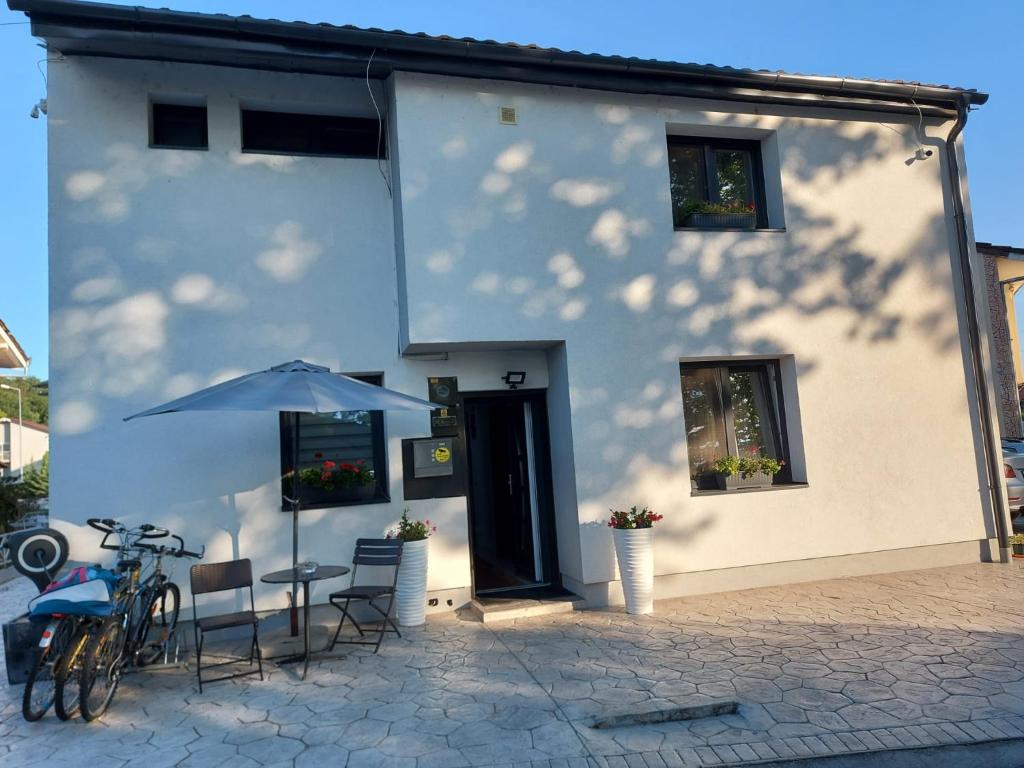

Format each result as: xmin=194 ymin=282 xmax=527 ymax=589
xmin=681 ymin=199 xmax=756 ymax=217
xmin=607 ymin=505 xmax=664 ymax=529
xmin=387 ymin=508 xmax=436 ymax=541
xmin=19 ymin=452 xmax=48 ymax=498
xmin=0 ymin=376 xmax=48 ymax=424
xmin=0 ymin=477 xmax=40 ymax=533
xmin=710 ymin=454 xmax=784 ymax=477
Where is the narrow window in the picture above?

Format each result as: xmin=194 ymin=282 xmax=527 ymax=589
xmin=150 ymin=102 xmax=208 ymax=150
xmin=667 ymin=137 xmax=767 ymax=228
xmin=241 ymin=110 xmax=384 ymax=158
xmin=680 ymin=360 xmax=792 ymax=490
xmin=280 ymin=374 xmax=389 ymax=508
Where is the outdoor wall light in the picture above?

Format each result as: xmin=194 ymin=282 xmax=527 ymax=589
xmin=502 ymin=371 xmax=526 ymax=389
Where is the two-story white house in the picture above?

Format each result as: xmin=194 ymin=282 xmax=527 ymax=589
xmin=10 ymin=0 xmax=1010 ymax=614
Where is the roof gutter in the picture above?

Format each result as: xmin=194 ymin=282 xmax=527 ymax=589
xmin=945 ymin=96 xmax=1010 ymax=563
xmin=8 ymin=0 xmax=986 ymax=117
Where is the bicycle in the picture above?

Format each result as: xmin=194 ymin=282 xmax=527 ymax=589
xmin=75 ymin=518 xmax=203 ymax=722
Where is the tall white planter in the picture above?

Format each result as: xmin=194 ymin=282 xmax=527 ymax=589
xmin=613 ymin=527 xmax=654 ymax=615
xmin=395 ymin=538 xmax=428 ymax=627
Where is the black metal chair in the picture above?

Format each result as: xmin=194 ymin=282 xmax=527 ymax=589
xmin=328 ymin=538 xmax=403 ymax=654
xmin=189 ymin=558 xmax=263 ymax=693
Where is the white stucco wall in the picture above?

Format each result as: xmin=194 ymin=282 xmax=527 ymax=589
xmin=44 ymin=58 xmax=560 ymax=610
xmin=390 ymin=72 xmax=992 ymax=586
xmin=45 ymin=57 xmax=994 ymax=610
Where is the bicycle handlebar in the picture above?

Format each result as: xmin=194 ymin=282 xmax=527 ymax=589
xmin=87 ymin=518 xmax=118 ymax=533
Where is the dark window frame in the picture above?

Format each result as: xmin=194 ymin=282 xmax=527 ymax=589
xmin=680 ymin=359 xmax=793 ymax=491
xmin=279 ymin=373 xmax=390 ymax=510
xmin=149 ymin=102 xmax=209 ymax=151
xmin=241 ymin=109 xmax=386 ymax=159
xmin=667 ymin=136 xmax=768 ymax=229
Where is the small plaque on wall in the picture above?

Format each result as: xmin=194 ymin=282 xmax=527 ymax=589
xmin=413 ymin=438 xmax=454 ymax=478
xmin=402 ymin=436 xmax=465 ymax=500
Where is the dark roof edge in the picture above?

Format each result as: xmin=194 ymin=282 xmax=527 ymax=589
xmin=8 ymin=0 xmax=988 ymax=112
xmin=977 ymin=242 xmax=1024 ymax=258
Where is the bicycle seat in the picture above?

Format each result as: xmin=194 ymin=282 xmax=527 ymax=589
xmin=117 ymin=558 xmax=142 ymax=571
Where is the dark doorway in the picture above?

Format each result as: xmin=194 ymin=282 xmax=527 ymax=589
xmin=464 ymin=391 xmax=558 ymax=595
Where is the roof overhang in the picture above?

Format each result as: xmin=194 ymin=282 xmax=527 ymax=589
xmin=0 ymin=319 xmax=30 ymax=373
xmin=8 ymin=0 xmax=987 ymax=119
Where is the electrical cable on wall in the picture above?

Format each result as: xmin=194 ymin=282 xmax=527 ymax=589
xmin=909 ymin=89 xmax=933 ymax=160
xmin=366 ymin=48 xmax=393 ymax=198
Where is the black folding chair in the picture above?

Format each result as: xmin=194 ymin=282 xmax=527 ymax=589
xmin=328 ymin=538 xmax=403 ymax=654
xmin=189 ymin=559 xmax=263 ymax=693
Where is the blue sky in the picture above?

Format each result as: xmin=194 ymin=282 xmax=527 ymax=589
xmin=2 ymin=0 xmax=1022 ymax=380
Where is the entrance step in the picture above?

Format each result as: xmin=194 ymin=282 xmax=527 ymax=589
xmin=467 ymin=594 xmax=584 ymax=624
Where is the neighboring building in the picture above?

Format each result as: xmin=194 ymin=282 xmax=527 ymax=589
xmin=10 ymin=0 xmax=1009 ymax=613
xmin=0 ymin=318 xmax=30 ymax=375
xmin=979 ymin=242 xmax=1024 ymax=439
xmin=0 ymin=418 xmax=48 ymax=479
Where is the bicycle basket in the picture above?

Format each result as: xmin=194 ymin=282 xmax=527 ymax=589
xmin=28 ymin=566 xmax=120 ymax=619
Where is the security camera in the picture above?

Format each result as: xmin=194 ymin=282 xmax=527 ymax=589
xmin=29 ymin=99 xmax=47 ymax=119
xmin=29 ymin=104 xmax=38 ymax=119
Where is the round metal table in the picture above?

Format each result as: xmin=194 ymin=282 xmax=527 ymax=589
xmin=261 ymin=565 xmax=349 ymax=679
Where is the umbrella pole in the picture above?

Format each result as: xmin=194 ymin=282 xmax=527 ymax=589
xmin=290 ymin=413 xmax=300 ymax=637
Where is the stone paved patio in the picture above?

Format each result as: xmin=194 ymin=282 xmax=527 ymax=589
xmin=3 ymin=562 xmax=1024 ymax=766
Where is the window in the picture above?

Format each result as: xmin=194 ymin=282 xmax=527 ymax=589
xmin=680 ymin=360 xmax=791 ymax=490
xmin=241 ymin=110 xmax=384 ymax=158
xmin=280 ymin=374 xmax=388 ymax=508
xmin=667 ymin=137 xmax=767 ymax=228
xmin=150 ymin=102 xmax=208 ymax=150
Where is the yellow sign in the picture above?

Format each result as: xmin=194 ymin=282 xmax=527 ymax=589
xmin=433 ymin=445 xmax=451 ymax=464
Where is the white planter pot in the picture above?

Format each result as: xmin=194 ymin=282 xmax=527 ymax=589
xmin=613 ymin=527 xmax=654 ymax=615
xmin=395 ymin=538 xmax=428 ymax=626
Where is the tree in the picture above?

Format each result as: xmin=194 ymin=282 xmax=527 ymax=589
xmin=0 ymin=376 xmax=48 ymax=424
xmin=19 ymin=451 xmax=48 ymax=498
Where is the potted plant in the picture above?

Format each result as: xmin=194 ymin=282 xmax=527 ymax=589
xmin=297 ymin=457 xmax=376 ymax=503
xmin=682 ymin=200 xmax=757 ymax=229
xmin=608 ymin=506 xmax=664 ymax=615
xmin=386 ymin=509 xmax=437 ymax=626
xmin=1010 ymin=534 xmax=1024 ymax=558
xmin=710 ymin=454 xmax=784 ymax=490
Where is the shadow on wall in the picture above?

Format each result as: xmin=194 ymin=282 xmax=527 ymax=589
xmin=404 ymin=102 xmax=979 ymax=511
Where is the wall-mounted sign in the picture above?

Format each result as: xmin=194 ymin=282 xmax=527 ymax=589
xmin=412 ymin=438 xmax=455 ymax=478
xmin=428 ymin=377 xmax=458 ymax=406
xmin=429 ymin=377 xmax=460 ymax=436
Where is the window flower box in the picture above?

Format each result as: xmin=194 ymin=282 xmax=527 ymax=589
xmin=708 ymin=454 xmax=784 ymax=492
xmin=684 ymin=212 xmax=756 ymax=229
xmin=715 ymin=470 xmax=774 ymax=490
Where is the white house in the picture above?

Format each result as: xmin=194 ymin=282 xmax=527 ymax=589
xmin=10 ymin=0 xmax=1010 ymax=614
xmin=0 ymin=418 xmax=48 ymax=480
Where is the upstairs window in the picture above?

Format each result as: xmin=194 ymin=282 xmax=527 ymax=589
xmin=667 ymin=137 xmax=767 ymax=229
xmin=150 ymin=102 xmax=208 ymax=150
xmin=241 ymin=110 xmax=384 ymax=158
xmin=280 ymin=373 xmax=389 ymax=508
xmin=680 ymin=360 xmax=792 ymax=491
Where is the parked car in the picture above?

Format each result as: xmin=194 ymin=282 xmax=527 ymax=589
xmin=1003 ymin=448 xmax=1024 ymax=519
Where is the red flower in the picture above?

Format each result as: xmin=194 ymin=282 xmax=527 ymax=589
xmin=340 ymin=463 xmax=356 ymax=472
xmin=746 ymin=202 xmax=755 ymax=211
xmin=314 ymin=452 xmax=323 ymax=459
xmin=322 ymin=460 xmax=336 ymax=470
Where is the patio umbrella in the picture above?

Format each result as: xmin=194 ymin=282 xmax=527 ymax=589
xmin=125 ymin=360 xmax=438 ymax=631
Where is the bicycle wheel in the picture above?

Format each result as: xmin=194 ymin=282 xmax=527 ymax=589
xmin=137 ymin=582 xmax=180 ymax=666
xmin=79 ymin=617 xmax=124 ymax=722
xmin=22 ymin=617 xmax=74 ymax=721
xmin=54 ymin=621 xmax=91 ymax=721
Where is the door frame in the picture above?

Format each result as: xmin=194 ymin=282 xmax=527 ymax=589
xmin=461 ymin=389 xmax=560 ymax=597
